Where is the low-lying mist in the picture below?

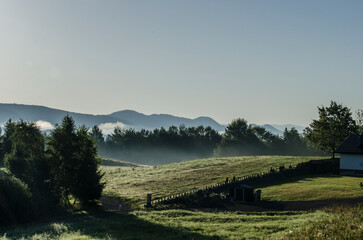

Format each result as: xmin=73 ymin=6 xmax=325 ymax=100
xmin=98 ymin=145 xmax=209 ymax=166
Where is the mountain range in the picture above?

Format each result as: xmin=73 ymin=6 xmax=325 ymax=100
xmin=0 ymin=103 xmax=304 ymax=135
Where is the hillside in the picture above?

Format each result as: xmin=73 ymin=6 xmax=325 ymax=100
xmin=101 ymin=156 xmax=324 ymax=207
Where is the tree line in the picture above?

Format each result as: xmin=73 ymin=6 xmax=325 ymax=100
xmin=0 ymin=116 xmax=104 ymax=224
xmin=91 ymin=101 xmax=362 ymax=164
xmin=91 ymin=120 xmax=321 ymax=165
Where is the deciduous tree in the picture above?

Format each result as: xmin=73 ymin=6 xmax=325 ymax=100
xmin=305 ymin=101 xmax=358 ymax=157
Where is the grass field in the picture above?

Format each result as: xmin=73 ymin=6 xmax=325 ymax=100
xmin=101 ymin=156 xmax=324 ymax=207
xmin=0 ymin=209 xmax=330 ymax=240
xmin=258 ymin=174 xmax=363 ymax=201
xmin=2 ymin=206 xmax=362 ymax=240
xmin=2 ymin=156 xmax=362 ymax=239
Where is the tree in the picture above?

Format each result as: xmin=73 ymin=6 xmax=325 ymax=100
xmin=305 ymin=101 xmax=358 ymax=157
xmin=4 ymin=120 xmax=45 ymax=189
xmin=0 ymin=120 xmax=16 ymax=166
xmin=3 ymin=120 xmax=56 ymax=215
xmin=73 ymin=126 xmax=104 ymax=205
xmin=356 ymin=109 xmax=363 ymax=133
xmin=214 ymin=118 xmax=263 ymax=156
xmin=47 ymin=115 xmax=78 ymax=205
xmin=47 ymin=115 xmax=104 ymax=206
xmin=282 ymin=128 xmax=306 ymax=155
xmin=91 ymin=125 xmax=104 ymax=144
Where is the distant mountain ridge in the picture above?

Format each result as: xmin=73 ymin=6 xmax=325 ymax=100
xmin=0 ymin=103 xmax=305 ymax=135
xmin=109 ymin=110 xmax=223 ymax=131
xmin=0 ymin=103 xmax=225 ymax=131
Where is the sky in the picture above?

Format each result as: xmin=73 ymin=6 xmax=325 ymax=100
xmin=0 ymin=0 xmax=362 ymax=126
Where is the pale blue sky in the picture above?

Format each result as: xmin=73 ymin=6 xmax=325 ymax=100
xmin=0 ymin=0 xmax=362 ymax=126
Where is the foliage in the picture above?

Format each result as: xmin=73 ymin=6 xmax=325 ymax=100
xmin=47 ymin=116 xmax=104 ymax=206
xmin=99 ymin=124 xmax=222 ymax=164
xmin=4 ymin=120 xmax=45 ymax=189
xmin=2 ymin=121 xmax=57 ymax=215
xmin=357 ymin=109 xmax=363 ymax=133
xmin=214 ymin=119 xmax=319 ymax=157
xmin=0 ymin=120 xmax=16 ymax=166
xmin=0 ymin=174 xmax=34 ymax=224
xmin=73 ymin=126 xmax=105 ymax=205
xmin=214 ymin=118 xmax=263 ymax=156
xmin=91 ymin=125 xmax=104 ymax=144
xmin=305 ymin=101 xmax=358 ymax=156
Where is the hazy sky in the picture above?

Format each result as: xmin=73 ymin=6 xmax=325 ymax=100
xmin=1 ymin=0 xmax=362 ymax=126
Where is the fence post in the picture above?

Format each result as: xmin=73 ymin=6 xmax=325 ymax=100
xmin=146 ymin=193 xmax=152 ymax=208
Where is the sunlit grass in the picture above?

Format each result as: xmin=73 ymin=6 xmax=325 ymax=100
xmin=282 ymin=205 xmax=363 ymax=240
xmin=258 ymin=175 xmax=363 ymax=201
xmin=101 ymin=156 xmax=325 ymax=208
xmin=0 ymin=210 xmax=331 ymax=240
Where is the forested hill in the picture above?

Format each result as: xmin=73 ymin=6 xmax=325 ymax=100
xmin=110 ymin=110 xmax=224 ymax=131
xmin=0 ymin=103 xmax=226 ymax=131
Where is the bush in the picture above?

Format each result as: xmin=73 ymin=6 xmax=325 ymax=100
xmin=0 ymin=174 xmax=35 ymax=224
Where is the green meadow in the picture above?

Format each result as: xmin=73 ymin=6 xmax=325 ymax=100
xmin=101 ymin=156 xmax=323 ymax=207
xmin=258 ymin=174 xmax=363 ymax=201
xmin=1 ymin=207 xmax=362 ymax=240
xmin=1 ymin=156 xmax=362 ymax=239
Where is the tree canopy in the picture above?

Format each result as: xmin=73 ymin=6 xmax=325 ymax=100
xmin=0 ymin=115 xmax=104 ymax=221
xmin=305 ymin=101 xmax=358 ymax=157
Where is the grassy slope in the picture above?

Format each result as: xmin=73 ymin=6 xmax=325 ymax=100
xmin=101 ymin=156 xmax=322 ymax=207
xmin=1 ymin=156 xmax=362 ymax=239
xmin=258 ymin=175 xmax=363 ymax=201
xmin=0 ymin=210 xmax=330 ymax=240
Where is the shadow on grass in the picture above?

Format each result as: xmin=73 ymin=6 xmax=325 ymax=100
xmin=1 ymin=212 xmax=221 ymax=240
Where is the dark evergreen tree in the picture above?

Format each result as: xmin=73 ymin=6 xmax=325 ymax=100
xmin=47 ymin=116 xmax=104 ymax=206
xmin=47 ymin=115 xmax=78 ymax=205
xmin=74 ymin=126 xmax=104 ymax=205
xmin=91 ymin=125 xmax=104 ymax=144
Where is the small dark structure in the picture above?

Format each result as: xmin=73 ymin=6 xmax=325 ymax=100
xmin=335 ymin=134 xmax=363 ymax=176
xmin=255 ymin=189 xmax=262 ymax=201
xmin=229 ymin=184 xmax=255 ymax=201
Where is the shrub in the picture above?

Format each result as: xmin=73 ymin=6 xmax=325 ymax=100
xmin=0 ymin=174 xmax=35 ymax=224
